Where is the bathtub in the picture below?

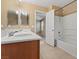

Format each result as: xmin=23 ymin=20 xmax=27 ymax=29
xmin=57 ymin=39 xmax=77 ymax=58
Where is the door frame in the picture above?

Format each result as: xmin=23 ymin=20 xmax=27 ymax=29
xmin=34 ymin=10 xmax=46 ymax=33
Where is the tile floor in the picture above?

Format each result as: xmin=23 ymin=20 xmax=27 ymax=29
xmin=40 ymin=41 xmax=76 ymax=59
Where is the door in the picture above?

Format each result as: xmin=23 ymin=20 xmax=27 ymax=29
xmin=46 ymin=10 xmax=54 ymax=46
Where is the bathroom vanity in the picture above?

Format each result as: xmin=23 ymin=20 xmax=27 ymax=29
xmin=1 ymin=29 xmax=42 ymax=59
xmin=2 ymin=40 xmax=39 ymax=59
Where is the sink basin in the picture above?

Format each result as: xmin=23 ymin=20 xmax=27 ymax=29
xmin=1 ymin=29 xmax=42 ymax=44
xmin=14 ymin=34 xmax=32 ymax=37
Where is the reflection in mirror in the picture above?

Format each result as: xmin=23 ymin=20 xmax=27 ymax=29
xmin=8 ymin=11 xmax=18 ymax=25
xmin=21 ymin=13 xmax=29 ymax=25
xmin=7 ymin=10 xmax=29 ymax=25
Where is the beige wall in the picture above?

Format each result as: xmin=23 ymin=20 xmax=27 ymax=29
xmin=20 ymin=2 xmax=48 ymax=27
xmin=63 ymin=1 xmax=77 ymax=16
xmin=48 ymin=4 xmax=63 ymax=16
xmin=49 ymin=1 xmax=77 ymax=16
xmin=1 ymin=0 xmax=8 ymax=26
xmin=1 ymin=0 xmax=48 ymax=28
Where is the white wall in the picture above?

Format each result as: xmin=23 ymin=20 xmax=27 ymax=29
xmin=63 ymin=12 xmax=77 ymax=45
xmin=56 ymin=12 xmax=77 ymax=57
xmin=55 ymin=13 xmax=77 ymax=45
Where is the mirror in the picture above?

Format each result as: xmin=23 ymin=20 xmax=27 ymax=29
xmin=21 ymin=13 xmax=29 ymax=25
xmin=7 ymin=10 xmax=29 ymax=25
xmin=7 ymin=0 xmax=29 ymax=26
xmin=8 ymin=11 xmax=18 ymax=25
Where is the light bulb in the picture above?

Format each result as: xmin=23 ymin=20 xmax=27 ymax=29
xmin=19 ymin=0 xmax=22 ymax=2
xmin=16 ymin=11 xmax=19 ymax=14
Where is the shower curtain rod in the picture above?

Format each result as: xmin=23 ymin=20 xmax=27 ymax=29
xmin=55 ymin=0 xmax=77 ymax=12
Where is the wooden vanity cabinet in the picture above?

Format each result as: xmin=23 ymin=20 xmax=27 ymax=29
xmin=1 ymin=40 xmax=40 ymax=59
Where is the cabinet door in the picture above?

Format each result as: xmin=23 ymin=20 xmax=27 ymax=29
xmin=46 ymin=10 xmax=54 ymax=46
xmin=1 ymin=40 xmax=39 ymax=59
xmin=2 ymin=43 xmax=20 ymax=59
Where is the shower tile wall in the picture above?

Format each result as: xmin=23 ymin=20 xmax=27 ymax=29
xmin=63 ymin=12 xmax=77 ymax=45
xmin=55 ymin=12 xmax=77 ymax=57
xmin=55 ymin=12 xmax=77 ymax=45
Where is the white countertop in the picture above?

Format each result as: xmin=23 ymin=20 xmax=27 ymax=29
xmin=1 ymin=30 xmax=42 ymax=44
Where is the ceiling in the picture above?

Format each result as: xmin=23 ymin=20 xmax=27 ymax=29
xmin=22 ymin=0 xmax=74 ymax=8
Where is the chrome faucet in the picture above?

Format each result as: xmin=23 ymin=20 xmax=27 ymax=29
xmin=9 ymin=31 xmax=18 ymax=36
xmin=9 ymin=30 xmax=22 ymax=36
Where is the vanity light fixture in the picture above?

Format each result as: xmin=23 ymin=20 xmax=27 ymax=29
xmin=16 ymin=10 xmax=19 ymax=14
xmin=21 ymin=10 xmax=28 ymax=16
xmin=19 ymin=0 xmax=22 ymax=2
